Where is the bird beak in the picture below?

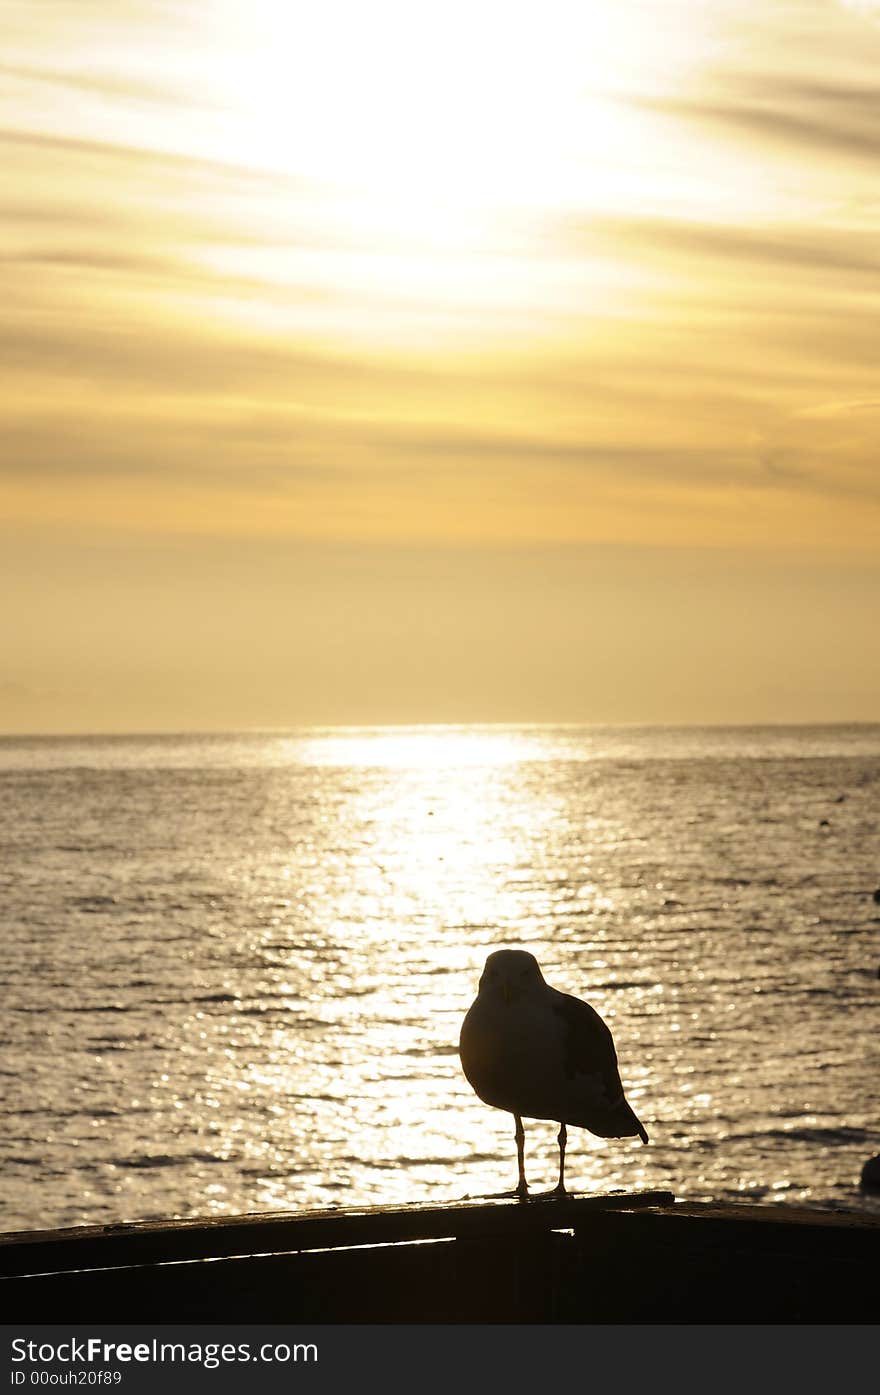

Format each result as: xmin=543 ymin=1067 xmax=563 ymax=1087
xmin=502 ymin=983 xmax=512 ymax=1005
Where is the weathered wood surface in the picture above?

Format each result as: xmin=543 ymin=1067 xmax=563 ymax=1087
xmin=2 ymin=1194 xmax=878 ymax=1323
xmin=0 ymin=1190 xmax=674 ymax=1277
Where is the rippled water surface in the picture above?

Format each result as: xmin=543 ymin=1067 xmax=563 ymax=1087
xmin=2 ymin=724 xmax=879 ymax=1231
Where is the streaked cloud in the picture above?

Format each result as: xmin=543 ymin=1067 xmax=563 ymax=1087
xmin=641 ymin=81 xmax=880 ymax=166
xmin=2 ymin=0 xmax=879 ymax=726
xmin=0 ymin=124 xmax=316 ymax=189
xmin=0 ymin=60 xmax=210 ymax=109
xmin=570 ymin=212 xmax=880 ymax=282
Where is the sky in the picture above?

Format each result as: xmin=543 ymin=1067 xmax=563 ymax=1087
xmin=2 ymin=0 xmax=879 ymax=732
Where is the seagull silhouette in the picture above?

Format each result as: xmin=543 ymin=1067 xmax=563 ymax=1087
xmin=460 ymin=948 xmax=648 ymax=1196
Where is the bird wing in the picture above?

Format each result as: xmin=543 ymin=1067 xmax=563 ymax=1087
xmin=550 ymin=989 xmax=623 ymax=1106
xmin=550 ymin=988 xmax=648 ymax=1142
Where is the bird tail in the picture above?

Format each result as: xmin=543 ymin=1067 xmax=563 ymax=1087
xmin=585 ymin=1096 xmax=649 ymax=1143
xmin=620 ymin=1100 xmax=649 ymax=1144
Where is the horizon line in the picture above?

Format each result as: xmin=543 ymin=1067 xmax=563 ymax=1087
xmin=1 ymin=717 xmax=878 ymax=742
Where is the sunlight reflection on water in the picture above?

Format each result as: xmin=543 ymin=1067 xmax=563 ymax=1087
xmin=2 ymin=723 xmax=879 ymax=1228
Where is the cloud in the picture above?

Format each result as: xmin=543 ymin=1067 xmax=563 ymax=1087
xmin=0 ymin=61 xmax=209 ymax=110
xmin=0 ymin=243 xmax=339 ymax=313
xmin=796 ymin=398 xmax=880 ymax=419
xmin=378 ymin=423 xmax=759 ymax=486
xmin=753 ymin=397 xmax=880 ymax=504
xmin=1 ymin=355 xmax=871 ymax=520
xmin=0 ymin=246 xmax=197 ymax=277
xmin=638 ymin=74 xmax=880 ymax=165
xmin=0 ymin=125 xmax=318 ymax=194
xmin=572 ymin=213 xmax=880 ymax=282
xmin=2 ymin=0 xmax=878 ymax=563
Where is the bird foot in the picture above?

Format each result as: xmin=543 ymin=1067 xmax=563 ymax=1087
xmin=470 ymin=1185 xmax=531 ymax=1201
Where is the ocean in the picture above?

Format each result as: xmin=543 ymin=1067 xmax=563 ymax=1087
xmin=2 ymin=723 xmax=878 ymax=1233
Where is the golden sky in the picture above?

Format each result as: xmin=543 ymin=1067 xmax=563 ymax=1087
xmin=2 ymin=0 xmax=879 ymax=731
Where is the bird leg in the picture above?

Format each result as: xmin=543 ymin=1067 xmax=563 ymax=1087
xmin=513 ymin=1114 xmax=529 ymax=1197
xmin=552 ymin=1122 xmax=568 ymax=1195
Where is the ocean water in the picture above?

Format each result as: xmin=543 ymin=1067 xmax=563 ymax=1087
xmin=1 ymin=723 xmax=878 ymax=1233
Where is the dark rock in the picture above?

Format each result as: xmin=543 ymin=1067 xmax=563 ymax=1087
xmin=859 ymin=1154 xmax=880 ymax=1192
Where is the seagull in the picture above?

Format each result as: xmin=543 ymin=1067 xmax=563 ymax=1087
xmin=459 ymin=948 xmax=648 ymax=1196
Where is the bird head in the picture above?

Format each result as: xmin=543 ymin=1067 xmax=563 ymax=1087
xmin=478 ymin=949 xmax=545 ymax=1006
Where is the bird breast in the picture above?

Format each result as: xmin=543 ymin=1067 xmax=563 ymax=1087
xmin=460 ymin=992 xmax=578 ymax=1121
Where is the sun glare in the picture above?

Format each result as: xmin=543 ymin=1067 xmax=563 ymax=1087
xmin=168 ymin=0 xmax=693 ymax=341
xmin=208 ymin=0 xmax=641 ymax=241
xmin=288 ymin=725 xmax=537 ymax=769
